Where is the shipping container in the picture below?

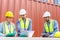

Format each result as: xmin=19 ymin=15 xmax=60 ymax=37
xmin=0 ymin=0 xmax=60 ymax=37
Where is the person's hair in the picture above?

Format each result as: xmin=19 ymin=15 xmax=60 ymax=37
xmin=6 ymin=17 xmax=12 ymax=18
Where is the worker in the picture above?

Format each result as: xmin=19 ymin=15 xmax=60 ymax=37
xmin=16 ymin=9 xmax=32 ymax=37
xmin=0 ymin=11 xmax=16 ymax=37
xmin=42 ymin=11 xmax=59 ymax=37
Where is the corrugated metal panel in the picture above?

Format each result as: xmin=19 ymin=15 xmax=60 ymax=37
xmin=36 ymin=2 xmax=43 ymax=36
xmin=56 ymin=6 xmax=60 ymax=30
xmin=14 ymin=0 xmax=20 ymax=23
xmin=0 ymin=0 xmax=2 ymax=22
xmin=1 ymin=0 xmax=8 ymax=22
xmin=52 ymin=5 xmax=57 ymax=19
xmin=31 ymin=1 xmax=38 ymax=37
xmin=27 ymin=0 xmax=32 ymax=18
xmin=0 ymin=0 xmax=60 ymax=37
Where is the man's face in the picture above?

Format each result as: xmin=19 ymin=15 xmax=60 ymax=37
xmin=44 ymin=16 xmax=50 ymax=21
xmin=6 ymin=17 xmax=13 ymax=22
xmin=20 ymin=14 xmax=26 ymax=19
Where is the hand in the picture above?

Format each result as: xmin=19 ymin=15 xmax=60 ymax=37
xmin=41 ymin=33 xmax=50 ymax=37
xmin=15 ymin=33 xmax=18 ymax=37
xmin=46 ymin=34 xmax=50 ymax=38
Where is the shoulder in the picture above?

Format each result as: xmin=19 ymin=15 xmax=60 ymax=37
xmin=1 ymin=21 xmax=6 ymax=25
xmin=2 ymin=21 xmax=6 ymax=24
xmin=0 ymin=23 xmax=3 ymax=28
xmin=16 ymin=19 xmax=20 ymax=24
xmin=52 ymin=19 xmax=58 ymax=24
xmin=43 ymin=20 xmax=46 ymax=26
xmin=27 ymin=18 xmax=32 ymax=21
xmin=0 ymin=23 xmax=2 ymax=26
xmin=0 ymin=22 xmax=5 ymax=27
xmin=11 ymin=22 xmax=15 ymax=26
xmin=53 ymin=19 xmax=58 ymax=23
xmin=27 ymin=18 xmax=32 ymax=22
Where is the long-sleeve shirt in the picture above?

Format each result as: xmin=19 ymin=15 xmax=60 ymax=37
xmin=0 ymin=21 xmax=16 ymax=37
xmin=43 ymin=20 xmax=59 ymax=37
xmin=16 ymin=18 xmax=32 ymax=36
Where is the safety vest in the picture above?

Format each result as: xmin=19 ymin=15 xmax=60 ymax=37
xmin=19 ymin=18 xmax=30 ymax=29
xmin=2 ymin=22 xmax=14 ymax=34
xmin=45 ymin=20 xmax=54 ymax=33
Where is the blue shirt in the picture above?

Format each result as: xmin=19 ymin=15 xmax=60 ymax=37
xmin=16 ymin=18 xmax=32 ymax=36
xmin=0 ymin=21 xmax=16 ymax=37
xmin=43 ymin=20 xmax=59 ymax=37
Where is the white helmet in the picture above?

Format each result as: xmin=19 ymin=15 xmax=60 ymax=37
xmin=19 ymin=9 xmax=26 ymax=15
xmin=43 ymin=11 xmax=51 ymax=17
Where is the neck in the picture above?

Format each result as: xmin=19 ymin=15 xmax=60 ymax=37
xmin=46 ymin=20 xmax=50 ymax=22
xmin=6 ymin=21 xmax=11 ymax=24
xmin=22 ymin=18 xmax=26 ymax=21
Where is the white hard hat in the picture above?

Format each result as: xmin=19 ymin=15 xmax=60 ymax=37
xmin=43 ymin=11 xmax=51 ymax=17
xmin=19 ymin=9 xmax=26 ymax=15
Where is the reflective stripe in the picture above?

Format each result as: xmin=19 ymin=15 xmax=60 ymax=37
xmin=2 ymin=22 xmax=14 ymax=34
xmin=19 ymin=18 xmax=29 ymax=29
xmin=45 ymin=20 xmax=54 ymax=33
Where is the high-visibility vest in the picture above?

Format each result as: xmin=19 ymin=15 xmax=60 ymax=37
xmin=2 ymin=22 xmax=14 ymax=34
xmin=45 ymin=20 xmax=54 ymax=33
xmin=19 ymin=18 xmax=30 ymax=29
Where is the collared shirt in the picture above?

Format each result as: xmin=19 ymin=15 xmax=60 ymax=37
xmin=0 ymin=21 xmax=16 ymax=37
xmin=43 ymin=20 xmax=59 ymax=37
xmin=16 ymin=18 xmax=32 ymax=36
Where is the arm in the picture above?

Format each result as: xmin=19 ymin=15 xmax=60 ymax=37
xmin=50 ymin=20 xmax=59 ymax=37
xmin=28 ymin=19 xmax=32 ymax=31
xmin=43 ymin=23 xmax=47 ymax=35
xmin=54 ymin=21 xmax=59 ymax=32
xmin=43 ymin=27 xmax=47 ymax=35
xmin=16 ymin=20 xmax=20 ymax=36
xmin=42 ymin=23 xmax=49 ymax=37
xmin=0 ymin=23 xmax=5 ymax=37
xmin=42 ymin=27 xmax=48 ymax=37
xmin=13 ymin=24 xmax=17 ymax=36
